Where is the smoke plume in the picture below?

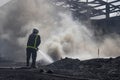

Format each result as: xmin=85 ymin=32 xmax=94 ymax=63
xmin=0 ymin=0 xmax=120 ymax=63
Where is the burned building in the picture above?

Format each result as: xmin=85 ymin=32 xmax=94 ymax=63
xmin=53 ymin=0 xmax=120 ymax=34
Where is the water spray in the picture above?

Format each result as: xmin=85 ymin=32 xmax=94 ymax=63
xmin=38 ymin=49 xmax=54 ymax=63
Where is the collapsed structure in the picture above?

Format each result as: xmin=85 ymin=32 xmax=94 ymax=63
xmin=53 ymin=0 xmax=120 ymax=34
xmin=0 ymin=0 xmax=120 ymax=80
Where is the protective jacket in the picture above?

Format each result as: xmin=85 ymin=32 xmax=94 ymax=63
xmin=27 ymin=33 xmax=41 ymax=50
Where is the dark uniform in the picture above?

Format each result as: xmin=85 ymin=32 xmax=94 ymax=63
xmin=26 ymin=29 xmax=41 ymax=68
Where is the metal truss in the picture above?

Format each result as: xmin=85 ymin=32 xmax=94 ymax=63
xmin=53 ymin=0 xmax=120 ymax=19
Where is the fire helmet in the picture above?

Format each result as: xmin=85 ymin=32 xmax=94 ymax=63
xmin=33 ymin=28 xmax=39 ymax=34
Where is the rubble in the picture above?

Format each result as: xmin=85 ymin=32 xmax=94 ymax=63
xmin=0 ymin=56 xmax=120 ymax=80
xmin=45 ymin=57 xmax=120 ymax=80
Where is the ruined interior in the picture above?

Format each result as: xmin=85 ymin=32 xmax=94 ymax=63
xmin=0 ymin=0 xmax=120 ymax=80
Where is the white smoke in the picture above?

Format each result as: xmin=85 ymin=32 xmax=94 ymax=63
xmin=43 ymin=13 xmax=97 ymax=60
xmin=0 ymin=0 xmax=120 ymax=63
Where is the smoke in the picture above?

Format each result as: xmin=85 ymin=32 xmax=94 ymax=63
xmin=0 ymin=0 xmax=64 ymax=62
xmin=0 ymin=0 xmax=120 ymax=63
xmin=43 ymin=12 xmax=120 ymax=60
xmin=99 ymin=34 xmax=120 ymax=57
xmin=0 ymin=0 xmax=58 ymax=61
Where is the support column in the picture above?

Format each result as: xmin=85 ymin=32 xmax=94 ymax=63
xmin=106 ymin=3 xmax=110 ymax=19
xmin=105 ymin=3 xmax=110 ymax=33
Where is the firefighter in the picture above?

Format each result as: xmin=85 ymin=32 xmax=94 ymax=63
xmin=26 ymin=28 xmax=41 ymax=68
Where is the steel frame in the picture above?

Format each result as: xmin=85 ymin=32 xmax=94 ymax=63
xmin=54 ymin=0 xmax=120 ymax=19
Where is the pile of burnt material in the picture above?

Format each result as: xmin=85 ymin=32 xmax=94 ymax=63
xmin=45 ymin=57 xmax=120 ymax=80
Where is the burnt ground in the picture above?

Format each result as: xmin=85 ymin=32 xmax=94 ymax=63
xmin=45 ymin=57 xmax=120 ymax=80
xmin=0 ymin=56 xmax=120 ymax=80
xmin=0 ymin=68 xmax=90 ymax=80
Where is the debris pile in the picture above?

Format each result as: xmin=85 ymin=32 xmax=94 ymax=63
xmin=0 ymin=57 xmax=120 ymax=80
xmin=45 ymin=57 xmax=120 ymax=79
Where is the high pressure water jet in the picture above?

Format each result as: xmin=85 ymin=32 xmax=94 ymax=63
xmin=38 ymin=50 xmax=54 ymax=63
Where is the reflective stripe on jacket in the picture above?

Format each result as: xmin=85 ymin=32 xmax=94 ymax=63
xmin=27 ymin=33 xmax=41 ymax=49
